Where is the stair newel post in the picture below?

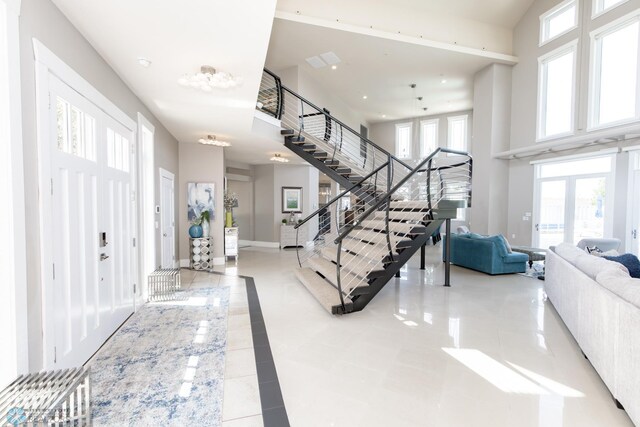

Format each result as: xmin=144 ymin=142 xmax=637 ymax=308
xmin=274 ymin=73 xmax=284 ymax=120
xmin=444 ymin=218 xmax=451 ymax=287
xmin=426 ymin=158 xmax=433 ymax=211
xmin=336 ymin=242 xmax=347 ymax=313
xmin=385 ymin=155 xmax=395 ymax=264
xmin=295 ymin=227 xmax=302 ymax=267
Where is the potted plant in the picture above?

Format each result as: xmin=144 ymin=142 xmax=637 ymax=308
xmin=224 ymin=191 xmax=238 ymax=228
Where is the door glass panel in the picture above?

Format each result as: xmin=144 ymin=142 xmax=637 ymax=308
xmin=573 ymin=177 xmax=606 ymax=243
xmin=539 ymin=180 xmax=566 ymax=249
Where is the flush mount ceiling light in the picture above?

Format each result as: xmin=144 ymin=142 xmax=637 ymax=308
xmin=178 ymin=65 xmax=242 ymax=91
xmin=270 ymin=153 xmax=289 ymax=163
xmin=137 ymin=57 xmax=152 ymax=68
xmin=198 ymin=135 xmax=231 ymax=147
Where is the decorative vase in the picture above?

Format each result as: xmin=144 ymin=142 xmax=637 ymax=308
xmin=202 ymin=219 xmax=210 ymax=237
xmin=189 ymin=224 xmax=203 ymax=238
xmin=226 ymin=211 xmax=233 ymax=228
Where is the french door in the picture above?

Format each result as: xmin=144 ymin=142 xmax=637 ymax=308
xmin=44 ymin=74 xmax=136 ymax=369
xmin=629 ymin=153 xmax=640 ymax=255
xmin=533 ymin=156 xmax=614 ymax=249
xmin=160 ymin=169 xmax=175 ymax=268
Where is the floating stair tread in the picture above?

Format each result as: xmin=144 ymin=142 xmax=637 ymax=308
xmin=390 ymin=200 xmax=433 ymax=210
xmin=360 ymin=219 xmax=427 ymax=235
xmin=346 ymin=230 xmax=399 ymax=246
xmin=295 ymin=268 xmax=352 ymax=314
xmin=320 ymin=247 xmax=380 ymax=279
xmin=374 ymin=210 xmax=428 ymax=221
xmin=341 ymin=238 xmax=396 ymax=260
xmin=307 ymin=256 xmax=367 ymax=293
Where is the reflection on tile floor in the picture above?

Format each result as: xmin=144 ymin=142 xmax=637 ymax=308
xmin=90 ymin=284 xmax=229 ymax=426
xmin=228 ymin=245 xmax=634 ymax=427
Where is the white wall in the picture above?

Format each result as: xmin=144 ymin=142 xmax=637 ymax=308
xmin=506 ymin=0 xmax=640 ymax=246
xmin=178 ymin=143 xmax=225 ymax=265
xmin=19 ymin=0 xmax=179 ymax=371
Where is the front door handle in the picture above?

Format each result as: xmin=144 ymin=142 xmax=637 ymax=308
xmin=535 ymin=223 xmax=539 ymax=232
xmin=100 ymin=253 xmax=110 ymax=261
xmin=163 ymin=233 xmax=168 ymax=237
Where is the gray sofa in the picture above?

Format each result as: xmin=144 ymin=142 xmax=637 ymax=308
xmin=546 ymin=243 xmax=640 ymax=425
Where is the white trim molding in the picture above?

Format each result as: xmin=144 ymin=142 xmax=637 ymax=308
xmin=0 ymin=0 xmax=28 ymax=383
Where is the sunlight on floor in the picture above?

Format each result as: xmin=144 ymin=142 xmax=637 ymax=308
xmin=443 ymin=348 xmax=585 ymax=397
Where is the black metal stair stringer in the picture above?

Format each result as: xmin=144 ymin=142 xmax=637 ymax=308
xmin=284 ymin=138 xmax=379 ymax=204
xmin=349 ymin=218 xmax=445 ymax=312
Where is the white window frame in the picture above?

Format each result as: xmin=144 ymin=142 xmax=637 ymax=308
xmin=447 ymin=115 xmax=468 ymax=153
xmin=420 ymin=118 xmax=439 ymax=158
xmin=537 ymin=39 xmax=579 ymax=142
xmin=539 ymin=0 xmax=579 ymax=46
xmin=592 ymin=0 xmax=630 ymax=20
xmin=395 ymin=122 xmax=412 ymax=159
xmin=0 ymin=0 xmax=28 ymax=388
xmin=587 ymin=10 xmax=640 ymax=131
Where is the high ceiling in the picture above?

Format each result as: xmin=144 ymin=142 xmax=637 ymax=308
xmin=266 ymin=19 xmax=500 ymax=123
xmin=49 ymin=0 xmax=533 ymax=165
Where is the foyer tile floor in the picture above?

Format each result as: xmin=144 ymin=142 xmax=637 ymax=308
xmin=215 ymin=245 xmax=635 ymax=427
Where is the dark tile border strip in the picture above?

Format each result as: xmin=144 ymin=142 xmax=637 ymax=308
xmin=204 ymin=270 xmax=290 ymax=427
xmin=241 ymin=275 xmax=290 ymax=427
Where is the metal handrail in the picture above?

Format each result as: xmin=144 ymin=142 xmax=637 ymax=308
xmin=294 ymin=161 xmax=390 ymax=229
xmin=334 ymin=148 xmax=473 ymax=244
xmin=263 ymin=68 xmax=415 ymax=172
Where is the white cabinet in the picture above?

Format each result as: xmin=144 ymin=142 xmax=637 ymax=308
xmin=280 ymin=224 xmax=304 ymax=249
xmin=190 ymin=237 xmax=213 ymax=270
xmin=225 ymin=227 xmax=239 ymax=261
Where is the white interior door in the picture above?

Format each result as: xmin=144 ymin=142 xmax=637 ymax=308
xmin=160 ymin=169 xmax=175 ymax=268
xmin=46 ymin=74 xmax=135 ymax=369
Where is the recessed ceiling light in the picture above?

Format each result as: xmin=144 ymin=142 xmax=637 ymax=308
xmin=331 ymin=65 xmax=337 ymax=70
xmin=270 ymin=154 xmax=289 ymax=163
xmin=441 ymin=79 xmax=447 ymax=84
xmin=362 ymin=95 xmax=368 ymax=100
xmin=320 ymin=51 xmax=341 ymax=65
xmin=198 ymin=135 xmax=231 ymax=147
xmin=382 ymin=114 xmax=386 ymax=118
xmin=137 ymin=57 xmax=151 ymax=68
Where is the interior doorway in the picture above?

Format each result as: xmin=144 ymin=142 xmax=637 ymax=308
xmin=159 ymin=168 xmax=176 ymax=268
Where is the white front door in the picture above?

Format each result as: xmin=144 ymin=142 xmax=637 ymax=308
xmin=46 ymin=74 xmax=135 ymax=369
xmin=160 ymin=169 xmax=175 ymax=268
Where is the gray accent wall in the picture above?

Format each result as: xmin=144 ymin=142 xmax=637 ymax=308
xmin=19 ymin=0 xmax=179 ymax=371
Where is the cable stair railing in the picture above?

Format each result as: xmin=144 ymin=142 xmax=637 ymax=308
xmin=294 ymin=148 xmax=472 ymax=314
xmin=258 ymin=69 xmax=420 ymax=203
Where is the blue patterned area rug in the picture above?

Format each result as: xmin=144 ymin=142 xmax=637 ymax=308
xmin=89 ymin=286 xmax=229 ymax=426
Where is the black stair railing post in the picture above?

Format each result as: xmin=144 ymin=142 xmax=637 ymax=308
xmin=336 ymin=242 xmax=347 ymax=313
xmin=420 ymin=244 xmax=426 ymax=270
xmin=275 ymin=73 xmax=284 ymax=120
xmin=444 ymin=218 xmax=451 ymax=287
xmin=295 ymin=227 xmax=302 ymax=267
xmin=298 ymin=99 xmax=305 ymax=139
xmin=385 ymin=155 xmax=395 ymax=265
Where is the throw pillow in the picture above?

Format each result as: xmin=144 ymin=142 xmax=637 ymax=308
xmin=499 ymin=235 xmax=513 ymax=253
xmin=603 ymin=254 xmax=640 ymax=279
xmin=591 ymin=249 xmax=619 ymax=258
xmin=468 ymin=233 xmax=485 ymax=239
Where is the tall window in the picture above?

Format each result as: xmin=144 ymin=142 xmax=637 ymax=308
xmin=447 ymin=115 xmax=468 ymax=152
xmin=540 ymin=0 xmax=578 ymax=45
xmin=589 ymin=14 xmax=640 ymax=128
xmin=420 ymin=119 xmax=438 ymax=158
xmin=538 ymin=41 xmax=577 ymax=140
xmin=593 ymin=0 xmax=628 ymax=18
xmin=395 ymin=122 xmax=412 ymax=159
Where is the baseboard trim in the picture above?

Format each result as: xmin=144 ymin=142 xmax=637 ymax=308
xmin=240 ymin=240 xmax=280 ymax=249
xmin=212 ymin=256 xmax=225 ymax=265
xmin=179 ymin=259 xmax=190 ymax=268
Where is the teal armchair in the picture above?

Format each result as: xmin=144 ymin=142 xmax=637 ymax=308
xmin=444 ymin=233 xmax=528 ymax=275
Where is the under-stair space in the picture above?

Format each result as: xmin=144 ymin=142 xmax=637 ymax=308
xmin=258 ymin=69 xmax=473 ymax=314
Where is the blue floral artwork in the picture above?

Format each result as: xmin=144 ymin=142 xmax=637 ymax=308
xmin=188 ymin=183 xmax=215 ymax=221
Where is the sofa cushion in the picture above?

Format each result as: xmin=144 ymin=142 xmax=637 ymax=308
xmin=498 ymin=235 xmax=513 ymax=253
xmin=603 ymin=254 xmax=640 ymax=279
xmin=468 ymin=232 xmax=485 ymax=239
xmin=555 ymin=243 xmax=585 ymax=266
xmin=574 ymin=254 xmax=628 ymax=280
xmin=596 ymin=268 xmax=640 ymax=309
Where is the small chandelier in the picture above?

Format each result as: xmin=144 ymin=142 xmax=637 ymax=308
xmin=270 ymin=154 xmax=289 ymax=163
xmin=178 ymin=65 xmax=242 ymax=91
xmin=199 ymin=135 xmax=231 ymax=147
